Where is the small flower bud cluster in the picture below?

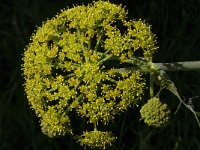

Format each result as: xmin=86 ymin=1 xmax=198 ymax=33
xmin=22 ymin=1 xmax=158 ymax=148
xmin=140 ymin=97 xmax=170 ymax=127
xmin=78 ymin=130 xmax=117 ymax=149
xmin=40 ymin=106 xmax=71 ymax=137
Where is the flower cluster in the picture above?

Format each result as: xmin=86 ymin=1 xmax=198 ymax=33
xmin=40 ymin=106 xmax=71 ymax=138
xmin=23 ymin=1 xmax=158 ymax=148
xmin=140 ymin=97 xmax=170 ymax=127
xmin=78 ymin=130 xmax=116 ymax=149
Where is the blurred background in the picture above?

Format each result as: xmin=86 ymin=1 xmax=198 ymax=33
xmin=0 ymin=0 xmax=200 ymax=149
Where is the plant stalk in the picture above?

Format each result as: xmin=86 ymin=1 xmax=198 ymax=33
xmin=114 ymin=61 xmax=200 ymax=73
xmin=155 ymin=61 xmax=200 ymax=71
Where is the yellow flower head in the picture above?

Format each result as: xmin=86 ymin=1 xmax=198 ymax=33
xmin=22 ymin=1 xmax=158 ymax=148
xmin=140 ymin=97 xmax=170 ymax=127
xmin=78 ymin=130 xmax=117 ymax=149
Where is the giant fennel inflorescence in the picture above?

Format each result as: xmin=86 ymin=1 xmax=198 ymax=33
xmin=140 ymin=97 xmax=170 ymax=127
xmin=22 ymin=1 xmax=164 ymax=149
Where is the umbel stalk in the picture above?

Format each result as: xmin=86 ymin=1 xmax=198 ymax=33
xmin=155 ymin=61 xmax=200 ymax=71
xmin=115 ymin=60 xmax=200 ymax=73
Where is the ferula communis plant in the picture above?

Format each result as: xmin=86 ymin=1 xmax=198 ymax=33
xmin=22 ymin=1 xmax=157 ymax=148
xmin=22 ymin=0 xmax=200 ymax=149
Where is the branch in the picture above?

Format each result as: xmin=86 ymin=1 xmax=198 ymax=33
xmin=114 ymin=60 xmax=200 ymax=73
xmin=155 ymin=61 xmax=200 ymax=71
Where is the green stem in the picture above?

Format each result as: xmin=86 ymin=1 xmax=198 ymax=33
xmin=94 ymin=29 xmax=103 ymax=52
xmin=94 ymin=35 xmax=101 ymax=52
xmin=97 ymin=54 xmax=114 ymax=65
xmin=150 ymin=73 xmax=154 ymax=98
xmin=115 ymin=60 xmax=200 ymax=73
xmin=155 ymin=61 xmax=200 ymax=71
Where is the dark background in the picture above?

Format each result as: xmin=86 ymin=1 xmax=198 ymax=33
xmin=0 ymin=0 xmax=200 ymax=149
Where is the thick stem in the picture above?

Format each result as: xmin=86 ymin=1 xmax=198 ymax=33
xmin=114 ymin=60 xmax=200 ymax=73
xmin=155 ymin=61 xmax=200 ymax=71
